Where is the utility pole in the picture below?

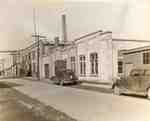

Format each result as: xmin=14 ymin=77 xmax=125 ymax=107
xmin=32 ymin=8 xmax=46 ymax=79
xmin=32 ymin=8 xmax=40 ymax=79
xmin=32 ymin=35 xmax=46 ymax=79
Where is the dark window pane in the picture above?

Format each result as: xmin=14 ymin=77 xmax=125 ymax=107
xmin=118 ymin=61 xmax=123 ymax=73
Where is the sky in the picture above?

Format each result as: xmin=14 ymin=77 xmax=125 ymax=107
xmin=0 ymin=0 xmax=150 ymax=51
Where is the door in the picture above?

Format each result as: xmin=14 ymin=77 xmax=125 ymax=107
xmin=44 ymin=64 xmax=49 ymax=78
xmin=127 ymin=69 xmax=144 ymax=91
xmin=140 ymin=70 xmax=150 ymax=92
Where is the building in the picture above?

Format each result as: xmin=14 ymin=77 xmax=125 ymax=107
xmin=75 ymin=31 xmax=112 ymax=83
xmin=1 ymin=14 xmax=150 ymax=84
xmin=1 ymin=31 xmax=150 ymax=85
xmin=0 ymin=51 xmax=19 ymax=77
xmin=0 ymin=40 xmax=46 ymax=78
xmin=118 ymin=45 xmax=150 ymax=77
xmin=112 ymin=38 xmax=150 ymax=78
xmin=17 ymin=39 xmax=48 ymax=78
xmin=41 ymin=30 xmax=113 ymax=84
xmin=40 ymin=38 xmax=77 ymax=80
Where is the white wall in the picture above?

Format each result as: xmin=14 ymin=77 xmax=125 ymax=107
xmin=76 ymin=33 xmax=112 ymax=83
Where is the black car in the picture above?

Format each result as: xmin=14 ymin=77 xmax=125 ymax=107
xmin=50 ymin=69 xmax=78 ymax=85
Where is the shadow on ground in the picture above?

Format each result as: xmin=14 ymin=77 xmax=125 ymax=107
xmin=121 ymin=93 xmax=147 ymax=100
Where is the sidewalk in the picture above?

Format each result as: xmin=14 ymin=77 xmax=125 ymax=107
xmin=23 ymin=76 xmax=112 ymax=91
xmin=80 ymin=80 xmax=112 ymax=89
xmin=2 ymin=78 xmax=150 ymax=121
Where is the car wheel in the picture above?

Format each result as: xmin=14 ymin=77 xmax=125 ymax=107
xmin=114 ymin=85 xmax=120 ymax=95
xmin=147 ymin=88 xmax=150 ymax=99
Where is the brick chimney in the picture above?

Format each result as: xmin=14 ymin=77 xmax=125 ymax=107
xmin=61 ymin=14 xmax=67 ymax=43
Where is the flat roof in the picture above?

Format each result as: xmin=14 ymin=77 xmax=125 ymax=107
xmin=112 ymin=38 xmax=150 ymax=43
xmin=121 ymin=45 xmax=150 ymax=55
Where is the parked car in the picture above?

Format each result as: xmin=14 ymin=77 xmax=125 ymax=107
xmin=113 ymin=65 xmax=150 ymax=99
xmin=50 ymin=69 xmax=78 ymax=85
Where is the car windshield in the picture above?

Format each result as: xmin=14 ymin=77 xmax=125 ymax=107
xmin=130 ymin=69 xmax=145 ymax=76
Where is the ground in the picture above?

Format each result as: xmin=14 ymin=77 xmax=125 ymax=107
xmin=1 ymin=78 xmax=150 ymax=121
xmin=0 ymin=81 xmax=76 ymax=121
xmin=71 ymin=83 xmax=112 ymax=94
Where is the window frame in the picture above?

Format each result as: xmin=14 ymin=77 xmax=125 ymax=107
xmin=70 ymin=56 xmax=76 ymax=73
xmin=143 ymin=52 xmax=150 ymax=64
xmin=90 ymin=53 xmax=98 ymax=76
xmin=32 ymin=51 xmax=36 ymax=60
xmin=79 ymin=55 xmax=86 ymax=76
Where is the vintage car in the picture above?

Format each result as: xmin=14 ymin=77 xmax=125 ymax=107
xmin=113 ymin=65 xmax=150 ymax=99
xmin=50 ymin=69 xmax=78 ymax=85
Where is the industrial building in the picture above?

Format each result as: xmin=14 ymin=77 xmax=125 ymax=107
xmin=41 ymin=30 xmax=113 ymax=84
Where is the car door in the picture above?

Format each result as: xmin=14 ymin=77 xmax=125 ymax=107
xmin=140 ymin=70 xmax=150 ymax=92
xmin=131 ymin=75 xmax=142 ymax=92
xmin=127 ymin=69 xmax=143 ymax=92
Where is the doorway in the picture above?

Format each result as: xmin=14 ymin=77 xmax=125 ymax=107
xmin=44 ymin=64 xmax=49 ymax=78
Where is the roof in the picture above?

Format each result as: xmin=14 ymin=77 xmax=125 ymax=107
xmin=121 ymin=45 xmax=150 ymax=55
xmin=112 ymin=38 xmax=150 ymax=43
xmin=0 ymin=50 xmax=18 ymax=53
xmin=0 ymin=30 xmax=112 ymax=56
xmin=132 ymin=64 xmax=150 ymax=70
xmin=74 ymin=30 xmax=112 ymax=42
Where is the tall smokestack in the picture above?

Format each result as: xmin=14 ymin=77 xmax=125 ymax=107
xmin=62 ymin=14 xmax=67 ymax=42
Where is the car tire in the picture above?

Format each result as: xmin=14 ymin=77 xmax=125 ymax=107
xmin=114 ymin=85 xmax=120 ymax=95
xmin=147 ymin=88 xmax=150 ymax=99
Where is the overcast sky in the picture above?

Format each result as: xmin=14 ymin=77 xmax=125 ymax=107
xmin=0 ymin=0 xmax=150 ymax=50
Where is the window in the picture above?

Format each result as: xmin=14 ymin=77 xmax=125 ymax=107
xmin=71 ymin=56 xmax=76 ymax=72
xmin=28 ymin=53 xmax=31 ymax=60
xmin=44 ymin=64 xmax=49 ymax=78
xmin=80 ymin=55 xmax=86 ymax=76
xmin=22 ymin=56 xmax=25 ymax=63
xmin=143 ymin=52 xmax=150 ymax=64
xmin=33 ymin=63 xmax=36 ymax=73
xmin=90 ymin=53 xmax=98 ymax=75
xmin=32 ymin=51 xmax=36 ymax=60
xmin=118 ymin=61 xmax=123 ymax=73
xmin=13 ymin=56 xmax=17 ymax=65
xmin=42 ymin=45 xmax=46 ymax=55
xmin=25 ymin=55 xmax=28 ymax=60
